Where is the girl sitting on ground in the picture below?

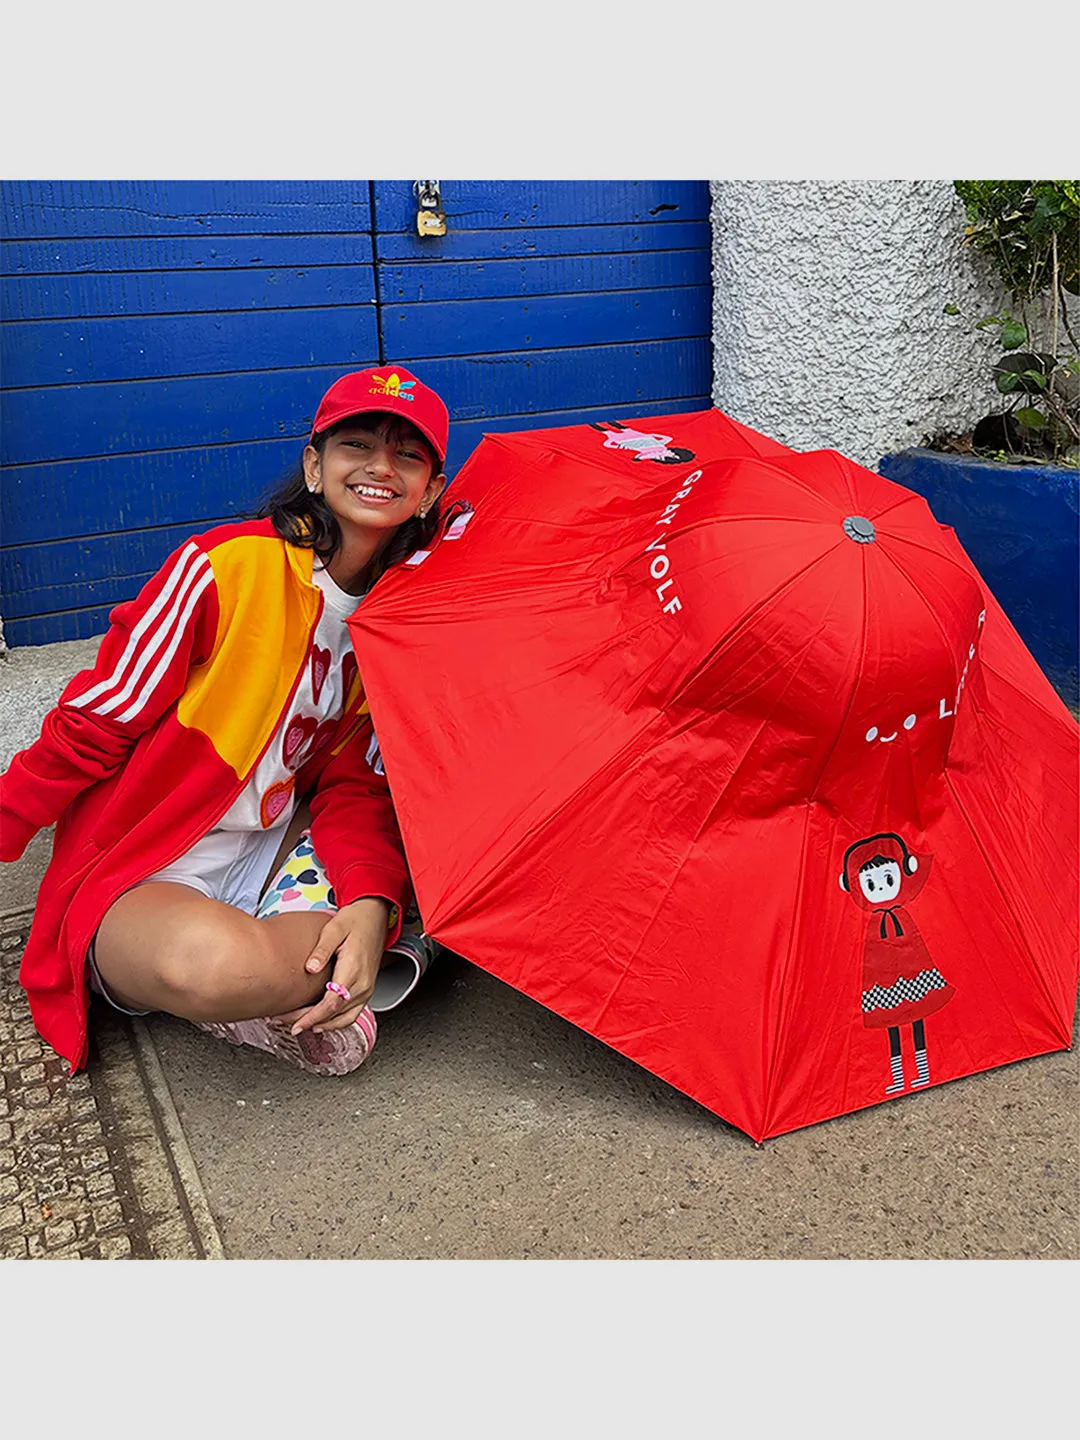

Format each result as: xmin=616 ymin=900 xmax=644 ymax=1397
xmin=0 ymin=366 xmax=448 ymax=1077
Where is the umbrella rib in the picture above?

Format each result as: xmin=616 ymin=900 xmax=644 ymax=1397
xmin=857 ymin=537 xmax=1072 ymax=1035
xmin=880 ymin=529 xmax=990 ymax=590
xmin=726 ymin=454 xmax=853 ymax=514
xmin=978 ymin=654 xmax=1076 ymax=729
xmin=661 ymin=512 xmax=838 ymax=535
xmin=887 ymin=530 xmax=1072 ymax=728
xmin=587 ymin=846 xmax=701 ymax=1034
xmin=877 ymin=545 xmax=965 ymax=670
xmin=590 ymin=579 xmax=853 ymax=1043
xmin=420 ymin=706 xmax=677 ymax=926
xmin=876 ymin=541 xmax=1062 ymax=762
xmin=868 ymin=491 xmax=935 ymax=524
xmin=828 ymin=448 xmax=861 ymax=512
xmin=759 ymin=801 xmax=814 ymax=1137
xmin=808 ymin=542 xmax=868 ymax=804
xmin=661 ymin=543 xmax=846 ymax=710
xmin=963 ymin=681 xmax=1046 ymax=749
xmin=941 ymin=766 xmax=1072 ymax=1044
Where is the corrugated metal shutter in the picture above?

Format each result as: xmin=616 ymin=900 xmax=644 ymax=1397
xmin=1 ymin=181 xmax=377 ymax=645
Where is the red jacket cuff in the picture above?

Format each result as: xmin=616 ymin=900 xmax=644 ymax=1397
xmin=333 ymin=860 xmax=410 ymax=914
xmin=0 ymin=805 xmax=38 ymax=862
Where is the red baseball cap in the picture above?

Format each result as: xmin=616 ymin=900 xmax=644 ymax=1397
xmin=310 ymin=365 xmax=449 ymax=466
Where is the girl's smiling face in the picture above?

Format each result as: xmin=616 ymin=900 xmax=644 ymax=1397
xmin=304 ymin=414 xmax=445 ymax=534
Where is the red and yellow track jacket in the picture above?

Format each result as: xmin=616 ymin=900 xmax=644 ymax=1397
xmin=0 ymin=519 xmax=410 ymax=1070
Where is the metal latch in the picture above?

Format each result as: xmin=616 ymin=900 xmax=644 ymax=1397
xmin=414 ymin=180 xmax=447 ymax=237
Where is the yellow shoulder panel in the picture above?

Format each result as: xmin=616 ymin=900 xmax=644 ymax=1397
xmin=177 ymin=535 xmax=320 ymax=778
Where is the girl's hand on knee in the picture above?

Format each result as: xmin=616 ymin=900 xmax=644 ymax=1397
xmin=289 ymin=898 xmax=391 ymax=1034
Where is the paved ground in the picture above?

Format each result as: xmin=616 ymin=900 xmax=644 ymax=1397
xmin=0 ymin=908 xmax=221 ymax=1259
xmin=1 ymin=639 xmax=1078 ymax=1260
xmin=144 ymin=958 xmax=1079 ymax=1261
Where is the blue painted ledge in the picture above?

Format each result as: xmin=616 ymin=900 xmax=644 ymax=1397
xmin=878 ymin=448 xmax=1078 ymax=708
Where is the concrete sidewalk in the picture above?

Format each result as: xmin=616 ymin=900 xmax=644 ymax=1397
xmin=2 ymin=639 xmax=1077 ymax=1260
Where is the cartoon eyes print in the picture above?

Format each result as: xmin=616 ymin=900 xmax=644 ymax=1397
xmin=860 ymin=612 xmax=986 ymax=744
xmin=858 ymin=860 xmax=901 ymax=900
xmin=865 ymin=714 xmax=917 ymax=743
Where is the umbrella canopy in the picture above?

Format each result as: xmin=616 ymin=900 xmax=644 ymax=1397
xmin=349 ymin=408 xmax=1079 ymax=1141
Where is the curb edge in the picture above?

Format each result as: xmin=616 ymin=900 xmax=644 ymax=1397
xmin=129 ymin=1017 xmax=226 ymax=1260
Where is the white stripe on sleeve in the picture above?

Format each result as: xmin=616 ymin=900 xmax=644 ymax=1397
xmin=68 ymin=543 xmax=203 ymax=710
xmin=95 ymin=552 xmax=211 ymax=717
xmin=115 ymin=568 xmax=215 ymax=723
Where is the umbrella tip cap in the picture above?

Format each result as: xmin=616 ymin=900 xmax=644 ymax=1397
xmin=844 ymin=515 xmax=877 ymax=544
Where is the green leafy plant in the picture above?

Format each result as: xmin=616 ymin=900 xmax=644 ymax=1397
xmin=943 ymin=181 xmax=1079 ymax=465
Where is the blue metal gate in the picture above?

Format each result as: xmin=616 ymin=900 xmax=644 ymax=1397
xmin=372 ymin=180 xmax=713 ymax=478
xmin=1 ymin=180 xmax=712 ymax=646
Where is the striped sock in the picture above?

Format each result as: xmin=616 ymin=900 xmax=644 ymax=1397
xmin=910 ymin=1048 xmax=930 ymax=1088
xmin=885 ymin=1053 xmax=905 ymax=1094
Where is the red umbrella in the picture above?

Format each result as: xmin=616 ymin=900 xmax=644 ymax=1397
xmin=349 ymin=408 xmax=1079 ymax=1141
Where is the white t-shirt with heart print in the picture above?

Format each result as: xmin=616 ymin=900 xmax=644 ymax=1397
xmin=142 ymin=564 xmax=363 ymax=913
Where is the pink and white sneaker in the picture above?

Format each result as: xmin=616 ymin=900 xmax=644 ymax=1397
xmin=196 ymin=1006 xmax=377 ymax=1077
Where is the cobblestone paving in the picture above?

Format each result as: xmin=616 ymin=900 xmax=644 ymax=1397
xmin=1 ymin=910 xmax=221 ymax=1259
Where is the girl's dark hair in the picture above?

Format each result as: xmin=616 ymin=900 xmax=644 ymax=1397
xmin=255 ymin=414 xmax=444 ymax=589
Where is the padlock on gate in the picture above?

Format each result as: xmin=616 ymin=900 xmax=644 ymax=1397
xmin=414 ymin=180 xmax=447 ymax=237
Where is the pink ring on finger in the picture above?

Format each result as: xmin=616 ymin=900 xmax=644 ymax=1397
xmin=325 ymin=980 xmax=351 ymax=1002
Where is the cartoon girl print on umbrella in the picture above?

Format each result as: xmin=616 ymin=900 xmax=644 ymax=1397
xmin=840 ymin=833 xmax=955 ymax=1095
xmin=589 ymin=420 xmax=696 ymax=465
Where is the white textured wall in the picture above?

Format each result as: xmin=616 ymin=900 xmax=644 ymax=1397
xmin=709 ymin=181 xmax=1009 ymax=466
